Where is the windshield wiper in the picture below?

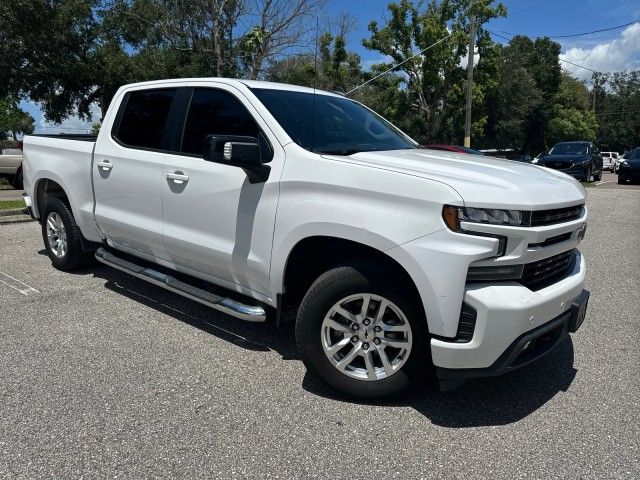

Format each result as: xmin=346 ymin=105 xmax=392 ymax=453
xmin=315 ymin=149 xmax=364 ymax=156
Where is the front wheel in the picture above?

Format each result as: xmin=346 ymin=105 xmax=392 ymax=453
xmin=295 ymin=263 xmax=429 ymax=399
xmin=594 ymin=170 xmax=602 ymax=181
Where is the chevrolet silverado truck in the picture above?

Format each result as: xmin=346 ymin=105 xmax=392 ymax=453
xmin=22 ymin=79 xmax=590 ymax=398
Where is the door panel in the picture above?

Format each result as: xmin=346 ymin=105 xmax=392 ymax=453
xmin=162 ymin=155 xmax=281 ymax=294
xmin=162 ymin=84 xmax=283 ymax=296
xmin=93 ymin=146 xmax=166 ymax=258
xmin=93 ymin=87 xmax=177 ymax=259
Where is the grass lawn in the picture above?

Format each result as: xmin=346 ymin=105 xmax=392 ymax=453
xmin=0 ymin=200 xmax=25 ymax=210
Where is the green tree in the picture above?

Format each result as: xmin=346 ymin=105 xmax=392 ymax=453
xmin=0 ymin=0 xmax=101 ymax=122
xmin=0 ymin=97 xmax=35 ymax=140
xmin=546 ymin=74 xmax=597 ymax=145
xmin=362 ymin=0 xmax=506 ymax=143
xmin=595 ymin=71 xmax=640 ymax=151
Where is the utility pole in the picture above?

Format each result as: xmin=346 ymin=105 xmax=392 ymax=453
xmin=464 ymin=15 xmax=476 ymax=148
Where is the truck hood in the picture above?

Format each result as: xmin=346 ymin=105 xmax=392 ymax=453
xmin=336 ymin=149 xmax=586 ymax=209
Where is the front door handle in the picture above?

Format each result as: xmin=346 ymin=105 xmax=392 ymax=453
xmin=96 ymin=160 xmax=113 ymax=171
xmin=166 ymin=172 xmax=189 ymax=184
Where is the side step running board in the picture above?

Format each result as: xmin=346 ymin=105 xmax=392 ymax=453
xmin=95 ymin=247 xmax=266 ymax=322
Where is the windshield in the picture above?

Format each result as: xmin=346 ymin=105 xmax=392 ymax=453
xmin=629 ymin=148 xmax=640 ymax=160
xmin=251 ymin=88 xmax=416 ymax=155
xmin=549 ymin=143 xmax=588 ymax=155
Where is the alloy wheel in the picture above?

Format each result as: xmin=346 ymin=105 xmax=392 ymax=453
xmin=320 ymin=293 xmax=412 ymax=381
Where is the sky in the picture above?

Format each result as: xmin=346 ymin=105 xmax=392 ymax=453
xmin=22 ymin=0 xmax=640 ymax=133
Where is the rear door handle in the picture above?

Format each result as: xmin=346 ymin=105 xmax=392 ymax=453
xmin=97 ymin=160 xmax=113 ymax=171
xmin=166 ymin=172 xmax=189 ymax=184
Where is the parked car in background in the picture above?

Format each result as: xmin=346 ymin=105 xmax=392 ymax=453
xmin=423 ymin=144 xmax=485 ymax=155
xmin=601 ymin=151 xmax=618 ymax=171
xmin=617 ymin=147 xmax=640 ymax=184
xmin=0 ymin=142 xmax=24 ymax=188
xmin=537 ymin=141 xmax=603 ymax=182
xmin=612 ymin=152 xmax=627 ymax=174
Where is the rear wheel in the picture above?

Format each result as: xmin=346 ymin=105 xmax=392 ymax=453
xmin=295 ymin=263 xmax=429 ymax=399
xmin=42 ymin=198 xmax=94 ymax=271
xmin=594 ymin=169 xmax=602 ymax=181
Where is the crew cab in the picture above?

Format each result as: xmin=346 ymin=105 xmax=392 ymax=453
xmin=22 ymin=79 xmax=590 ymax=398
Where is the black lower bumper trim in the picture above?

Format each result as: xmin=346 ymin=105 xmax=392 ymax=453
xmin=436 ymin=289 xmax=589 ymax=391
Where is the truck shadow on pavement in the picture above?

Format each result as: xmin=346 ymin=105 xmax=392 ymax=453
xmin=89 ymin=263 xmax=577 ymax=428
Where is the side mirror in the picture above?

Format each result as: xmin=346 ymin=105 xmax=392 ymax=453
xmin=204 ymin=135 xmax=262 ymax=167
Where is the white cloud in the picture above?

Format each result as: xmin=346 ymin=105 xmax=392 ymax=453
xmin=560 ymin=23 xmax=640 ymax=81
xmin=38 ymin=103 xmax=102 ymax=134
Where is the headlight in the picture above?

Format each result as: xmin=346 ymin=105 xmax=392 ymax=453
xmin=442 ymin=205 xmax=529 ymax=229
xmin=620 ymin=162 xmax=631 ymax=168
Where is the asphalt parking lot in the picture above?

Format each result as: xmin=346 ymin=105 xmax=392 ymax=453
xmin=0 ymin=186 xmax=638 ymax=478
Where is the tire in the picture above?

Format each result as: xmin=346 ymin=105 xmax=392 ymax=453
xmin=41 ymin=198 xmax=94 ymax=271
xmin=295 ymin=263 xmax=430 ymax=399
xmin=594 ymin=170 xmax=602 ymax=181
xmin=586 ymin=166 xmax=593 ymax=182
xmin=11 ymin=168 xmax=23 ymax=189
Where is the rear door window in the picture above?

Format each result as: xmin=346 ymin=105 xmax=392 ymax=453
xmin=114 ymin=89 xmax=177 ymax=149
xmin=180 ymin=88 xmax=260 ymax=156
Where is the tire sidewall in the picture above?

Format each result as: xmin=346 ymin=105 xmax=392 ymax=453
xmin=41 ymin=199 xmax=82 ymax=270
xmin=296 ymin=264 xmax=429 ymax=399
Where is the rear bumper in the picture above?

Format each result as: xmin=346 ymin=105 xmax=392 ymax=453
xmin=436 ymin=289 xmax=589 ymax=390
xmin=430 ymin=251 xmax=586 ymax=381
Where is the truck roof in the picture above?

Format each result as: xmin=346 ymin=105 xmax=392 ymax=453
xmin=120 ymin=78 xmax=344 ymax=98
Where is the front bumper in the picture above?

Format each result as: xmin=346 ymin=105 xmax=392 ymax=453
xmin=436 ymin=289 xmax=589 ymax=390
xmin=430 ymin=251 xmax=586 ymax=379
xmin=618 ymin=170 xmax=640 ymax=182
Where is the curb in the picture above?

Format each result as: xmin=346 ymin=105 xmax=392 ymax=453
xmin=0 ymin=208 xmax=28 ymax=217
xmin=0 ymin=213 xmax=33 ymax=224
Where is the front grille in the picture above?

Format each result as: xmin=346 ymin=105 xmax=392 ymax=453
xmin=521 ymin=249 xmax=576 ymax=290
xmin=530 ymin=204 xmax=584 ymax=226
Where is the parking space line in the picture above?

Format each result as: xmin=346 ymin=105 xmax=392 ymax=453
xmin=594 ymin=181 xmax=613 ymax=186
xmin=0 ymin=271 xmax=40 ymax=296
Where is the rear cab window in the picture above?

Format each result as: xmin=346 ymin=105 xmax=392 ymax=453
xmin=113 ymin=88 xmax=177 ymax=150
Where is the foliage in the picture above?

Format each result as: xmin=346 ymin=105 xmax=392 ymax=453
xmin=0 ymin=97 xmax=35 ymax=140
xmin=0 ymin=0 xmax=634 ymax=151
xmin=361 ymin=0 xmax=506 ymax=143
xmin=546 ymin=75 xmax=597 ymax=145
xmin=594 ymin=71 xmax=640 ymax=152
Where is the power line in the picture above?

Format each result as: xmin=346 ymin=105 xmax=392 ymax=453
xmin=487 ymin=30 xmax=601 ymax=74
xmin=347 ymin=33 xmax=452 ymax=95
xmin=557 ymin=57 xmax=599 ymax=74
xmin=502 ymin=20 xmax=639 ymax=39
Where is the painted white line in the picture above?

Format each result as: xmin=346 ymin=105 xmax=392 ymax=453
xmin=0 ymin=271 xmax=40 ymax=296
xmin=595 ymin=181 xmax=614 ymax=186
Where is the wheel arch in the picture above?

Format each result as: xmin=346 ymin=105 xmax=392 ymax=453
xmin=276 ymin=234 xmax=426 ymax=327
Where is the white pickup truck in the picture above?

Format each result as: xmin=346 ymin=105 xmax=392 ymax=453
xmin=22 ymin=79 xmax=589 ymax=398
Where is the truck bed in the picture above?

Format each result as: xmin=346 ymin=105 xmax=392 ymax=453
xmin=31 ymin=134 xmax=98 ymax=142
